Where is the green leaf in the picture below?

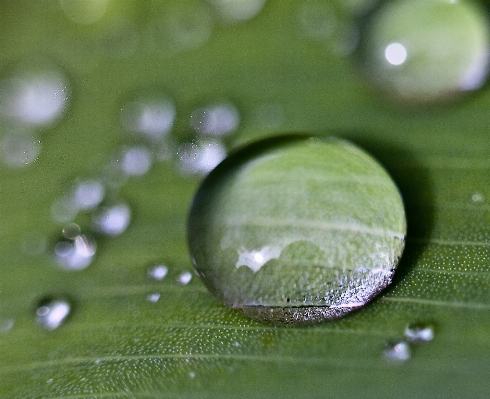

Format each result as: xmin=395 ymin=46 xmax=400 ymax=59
xmin=1 ymin=1 xmax=489 ymax=398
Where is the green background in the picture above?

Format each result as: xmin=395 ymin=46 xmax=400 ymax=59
xmin=0 ymin=0 xmax=489 ymax=398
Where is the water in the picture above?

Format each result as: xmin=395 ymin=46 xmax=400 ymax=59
xmin=206 ymin=0 xmax=266 ymax=24
xmin=404 ymin=324 xmax=434 ymax=343
xmin=176 ymin=271 xmax=193 ymax=285
xmin=190 ymin=101 xmax=240 ymax=137
xmin=383 ymin=341 xmax=411 ymax=362
xmin=35 ymin=297 xmax=71 ymax=330
xmin=187 ymin=136 xmax=406 ymax=324
xmin=54 ymin=224 xmax=96 ymax=270
xmin=147 ymin=293 xmax=161 ymax=303
xmin=0 ymin=130 xmax=41 ymax=168
xmin=91 ymin=201 xmax=131 ymax=236
xmin=177 ymin=138 xmax=227 ymax=175
xmin=358 ymin=0 xmax=490 ymax=102
xmin=147 ymin=264 xmax=169 ymax=280
xmin=0 ymin=318 xmax=14 ymax=333
xmin=120 ymin=146 xmax=153 ymax=177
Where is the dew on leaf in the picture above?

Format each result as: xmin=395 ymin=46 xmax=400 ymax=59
xmin=471 ymin=192 xmax=484 ymax=203
xmin=121 ymin=146 xmax=153 ymax=177
xmin=72 ymin=179 xmax=106 ymax=211
xmin=187 ymin=136 xmax=406 ymax=324
xmin=0 ymin=130 xmax=41 ymax=168
xmin=190 ymin=101 xmax=240 ymax=137
xmin=176 ymin=271 xmax=193 ymax=285
xmin=383 ymin=340 xmax=411 ymax=362
xmin=206 ymin=0 xmax=266 ymax=24
xmin=404 ymin=324 xmax=434 ymax=343
xmin=177 ymin=138 xmax=227 ymax=175
xmin=357 ymin=0 xmax=490 ymax=103
xmin=0 ymin=318 xmax=14 ymax=333
xmin=35 ymin=297 xmax=72 ymax=330
xmin=147 ymin=293 xmax=161 ymax=303
xmin=91 ymin=201 xmax=131 ymax=236
xmin=147 ymin=264 xmax=169 ymax=280
xmin=54 ymin=224 xmax=96 ymax=271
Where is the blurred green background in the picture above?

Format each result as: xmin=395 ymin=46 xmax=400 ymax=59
xmin=0 ymin=0 xmax=489 ymax=398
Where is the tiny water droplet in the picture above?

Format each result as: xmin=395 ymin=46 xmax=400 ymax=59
xmin=72 ymin=179 xmax=106 ymax=211
xmin=177 ymin=138 xmax=227 ymax=175
xmin=189 ymin=371 xmax=196 ymax=378
xmin=187 ymin=136 xmax=406 ymax=324
xmin=404 ymin=324 xmax=434 ymax=343
xmin=358 ymin=0 xmax=490 ymax=102
xmin=120 ymin=146 xmax=153 ymax=177
xmin=94 ymin=359 xmax=101 ymax=365
xmin=46 ymin=378 xmax=53 ymax=384
xmin=383 ymin=340 xmax=411 ymax=362
xmin=91 ymin=201 xmax=131 ymax=236
xmin=471 ymin=192 xmax=484 ymax=203
xmin=0 ymin=130 xmax=41 ymax=168
xmin=54 ymin=225 xmax=96 ymax=270
xmin=0 ymin=318 xmax=14 ymax=333
xmin=35 ymin=297 xmax=71 ymax=330
xmin=190 ymin=101 xmax=240 ymax=137
xmin=121 ymin=93 xmax=176 ymax=142
xmin=147 ymin=293 xmax=161 ymax=303
xmin=206 ymin=0 xmax=266 ymax=23
xmin=147 ymin=264 xmax=169 ymax=280
xmin=176 ymin=271 xmax=193 ymax=285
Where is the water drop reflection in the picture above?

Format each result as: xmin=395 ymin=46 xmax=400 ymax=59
xmin=55 ymin=224 xmax=96 ymax=270
xmin=147 ymin=264 xmax=169 ymax=280
xmin=383 ymin=341 xmax=411 ymax=362
xmin=177 ymin=139 xmax=226 ymax=175
xmin=207 ymin=0 xmax=266 ymax=23
xmin=92 ymin=201 xmax=131 ymax=236
xmin=35 ymin=297 xmax=71 ymax=330
xmin=190 ymin=101 xmax=239 ymax=137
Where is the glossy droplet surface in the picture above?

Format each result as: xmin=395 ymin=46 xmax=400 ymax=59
xmin=358 ymin=0 xmax=490 ymax=102
xmin=35 ymin=297 xmax=71 ymax=330
xmin=188 ymin=136 xmax=406 ymax=324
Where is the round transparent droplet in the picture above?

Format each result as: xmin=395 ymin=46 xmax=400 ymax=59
xmin=147 ymin=293 xmax=161 ymax=303
xmin=54 ymin=231 xmax=96 ymax=271
xmin=147 ymin=264 xmax=169 ymax=280
xmin=35 ymin=297 xmax=72 ymax=330
xmin=404 ymin=324 xmax=434 ymax=343
xmin=177 ymin=138 xmax=227 ymax=175
xmin=60 ymin=0 xmax=109 ymax=25
xmin=120 ymin=146 xmax=153 ymax=177
xmin=72 ymin=179 xmax=106 ymax=211
xmin=358 ymin=0 xmax=490 ymax=103
xmin=0 ymin=130 xmax=41 ymax=168
xmin=190 ymin=101 xmax=240 ymax=137
xmin=471 ymin=192 xmax=484 ymax=203
xmin=0 ymin=318 xmax=14 ymax=333
xmin=383 ymin=340 xmax=411 ymax=362
xmin=188 ymin=136 xmax=406 ymax=324
xmin=206 ymin=0 xmax=266 ymax=23
xmin=92 ymin=201 xmax=131 ymax=236
xmin=121 ymin=94 xmax=176 ymax=142
xmin=0 ymin=60 xmax=69 ymax=127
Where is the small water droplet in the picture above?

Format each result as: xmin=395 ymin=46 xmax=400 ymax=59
xmin=46 ymin=378 xmax=53 ymax=384
xmin=176 ymin=271 xmax=193 ymax=285
xmin=358 ymin=0 xmax=490 ymax=102
xmin=0 ymin=59 xmax=69 ymax=126
xmin=187 ymin=136 xmax=406 ymax=324
xmin=120 ymin=146 xmax=153 ymax=177
xmin=147 ymin=293 xmax=161 ymax=303
xmin=147 ymin=264 xmax=169 ymax=280
xmin=189 ymin=371 xmax=196 ymax=378
xmin=92 ymin=200 xmax=131 ymax=236
xmin=206 ymin=0 xmax=266 ymax=23
xmin=383 ymin=340 xmax=411 ymax=362
xmin=177 ymin=138 xmax=227 ymax=175
xmin=121 ymin=93 xmax=176 ymax=141
xmin=0 ymin=130 xmax=41 ymax=168
xmin=404 ymin=324 xmax=434 ymax=343
xmin=0 ymin=318 xmax=14 ymax=333
xmin=72 ymin=179 xmax=106 ymax=211
xmin=190 ymin=101 xmax=240 ymax=137
xmin=94 ymin=359 xmax=101 ymax=365
xmin=60 ymin=0 xmax=109 ymax=25
xmin=54 ymin=225 xmax=96 ymax=270
xmin=471 ymin=192 xmax=484 ymax=203
xmin=35 ymin=297 xmax=72 ymax=330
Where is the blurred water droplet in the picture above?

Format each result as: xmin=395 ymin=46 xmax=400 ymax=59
xmin=404 ymin=324 xmax=434 ymax=343
xmin=147 ymin=293 xmax=161 ymax=303
xmin=92 ymin=201 xmax=131 ymax=236
xmin=191 ymin=101 xmax=240 ymax=137
xmin=0 ymin=130 xmax=41 ymax=168
xmin=189 ymin=371 xmax=196 ymax=378
xmin=177 ymin=139 xmax=226 ymax=175
xmin=187 ymin=136 xmax=406 ymax=324
xmin=121 ymin=94 xmax=176 ymax=142
xmin=55 ymin=226 xmax=96 ymax=270
xmin=0 ymin=60 xmax=69 ymax=127
xmin=358 ymin=0 xmax=490 ymax=102
xmin=60 ymin=0 xmax=109 ymax=25
xmin=147 ymin=264 xmax=169 ymax=280
xmin=147 ymin=2 xmax=214 ymax=56
xmin=176 ymin=271 xmax=192 ymax=285
xmin=471 ymin=192 xmax=484 ymax=203
xmin=72 ymin=179 xmax=106 ymax=211
xmin=35 ymin=297 xmax=71 ymax=330
xmin=0 ymin=318 xmax=14 ymax=333
xmin=94 ymin=359 xmax=101 ymax=365
xmin=207 ymin=0 xmax=266 ymax=23
xmin=46 ymin=379 xmax=53 ymax=384
xmin=383 ymin=341 xmax=411 ymax=362
xmin=121 ymin=146 xmax=153 ymax=177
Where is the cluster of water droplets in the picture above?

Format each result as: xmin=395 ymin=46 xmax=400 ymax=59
xmin=383 ymin=323 xmax=434 ymax=362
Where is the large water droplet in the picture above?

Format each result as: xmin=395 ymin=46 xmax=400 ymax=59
xmin=35 ymin=297 xmax=72 ymax=330
xmin=358 ymin=0 xmax=490 ymax=102
xmin=187 ymin=136 xmax=406 ymax=324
